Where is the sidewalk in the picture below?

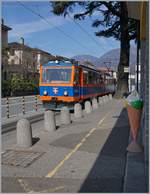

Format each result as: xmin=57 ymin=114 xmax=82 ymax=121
xmin=2 ymin=110 xmax=44 ymax=134
xmin=2 ymin=99 xmax=147 ymax=193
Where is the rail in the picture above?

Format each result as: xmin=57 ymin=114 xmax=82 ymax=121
xmin=2 ymin=95 xmax=44 ymax=119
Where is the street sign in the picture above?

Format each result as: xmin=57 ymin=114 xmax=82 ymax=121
xmin=124 ymin=67 xmax=129 ymax=73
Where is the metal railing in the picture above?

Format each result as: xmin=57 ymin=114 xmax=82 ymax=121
xmin=2 ymin=95 xmax=44 ymax=119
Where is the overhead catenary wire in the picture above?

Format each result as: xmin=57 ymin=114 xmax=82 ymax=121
xmin=17 ymin=0 xmax=98 ymax=56
xmin=17 ymin=1 xmax=117 ymax=71
xmin=68 ymin=15 xmax=103 ymax=49
xmin=89 ymin=15 xmax=118 ymax=50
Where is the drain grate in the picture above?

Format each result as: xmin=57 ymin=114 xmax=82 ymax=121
xmin=2 ymin=149 xmax=44 ymax=167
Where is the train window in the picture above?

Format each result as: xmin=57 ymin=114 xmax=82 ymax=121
xmin=88 ymin=71 xmax=93 ymax=84
xmin=83 ymin=70 xmax=88 ymax=84
xmin=96 ymin=73 xmax=100 ymax=84
xmin=83 ymin=70 xmax=102 ymax=85
xmin=99 ymin=74 xmax=103 ymax=83
xmin=42 ymin=67 xmax=72 ymax=83
xmin=74 ymin=68 xmax=79 ymax=85
xmin=93 ymin=72 xmax=96 ymax=84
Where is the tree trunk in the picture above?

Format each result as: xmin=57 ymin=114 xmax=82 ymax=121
xmin=114 ymin=2 xmax=130 ymax=98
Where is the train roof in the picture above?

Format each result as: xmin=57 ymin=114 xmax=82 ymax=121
xmin=42 ymin=60 xmax=99 ymax=72
xmin=42 ymin=60 xmax=74 ymax=67
xmin=42 ymin=60 xmax=114 ymax=76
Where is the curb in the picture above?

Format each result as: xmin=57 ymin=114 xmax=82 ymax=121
xmin=123 ymin=137 xmax=147 ymax=192
xmin=2 ymin=111 xmax=44 ymax=134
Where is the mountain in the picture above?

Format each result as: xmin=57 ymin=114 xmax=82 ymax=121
xmin=72 ymin=46 xmax=137 ymax=74
xmin=72 ymin=55 xmax=99 ymax=64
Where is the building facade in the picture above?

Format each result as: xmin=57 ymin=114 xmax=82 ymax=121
xmin=127 ymin=1 xmax=149 ymax=189
xmin=5 ymin=42 xmax=54 ymax=80
xmin=1 ymin=19 xmax=12 ymax=78
xmin=1 ymin=19 xmax=12 ymax=49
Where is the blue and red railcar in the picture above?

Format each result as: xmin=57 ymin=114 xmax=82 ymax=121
xmin=39 ymin=60 xmax=116 ymax=109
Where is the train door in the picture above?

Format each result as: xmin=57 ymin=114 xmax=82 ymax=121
xmin=74 ymin=67 xmax=81 ymax=99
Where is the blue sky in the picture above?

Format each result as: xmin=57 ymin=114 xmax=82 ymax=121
xmin=2 ymin=1 xmax=135 ymax=58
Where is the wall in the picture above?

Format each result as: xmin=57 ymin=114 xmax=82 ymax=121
xmin=2 ymin=30 xmax=8 ymax=48
xmin=140 ymin=3 xmax=149 ymax=188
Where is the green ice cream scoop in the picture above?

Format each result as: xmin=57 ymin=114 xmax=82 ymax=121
xmin=131 ymin=100 xmax=143 ymax=109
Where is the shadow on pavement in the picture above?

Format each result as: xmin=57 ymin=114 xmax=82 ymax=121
xmin=32 ymin=137 xmax=40 ymax=145
xmin=79 ymin=108 xmax=130 ymax=193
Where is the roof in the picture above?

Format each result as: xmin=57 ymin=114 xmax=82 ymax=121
xmin=8 ymin=43 xmax=53 ymax=57
xmin=98 ymin=67 xmax=114 ymax=72
xmin=42 ymin=60 xmax=74 ymax=67
xmin=32 ymin=48 xmax=52 ymax=56
xmin=126 ymin=2 xmax=141 ymax=20
xmin=8 ymin=42 xmax=33 ymax=51
xmin=42 ymin=60 xmax=100 ymax=72
xmin=2 ymin=24 xmax=12 ymax=31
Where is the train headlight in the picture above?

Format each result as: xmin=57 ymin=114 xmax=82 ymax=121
xmin=64 ymin=91 xmax=68 ymax=96
xmin=43 ymin=90 xmax=48 ymax=96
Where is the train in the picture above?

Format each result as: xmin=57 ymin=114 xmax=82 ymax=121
xmin=39 ymin=60 xmax=116 ymax=109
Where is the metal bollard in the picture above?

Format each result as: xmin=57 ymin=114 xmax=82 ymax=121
xmin=17 ymin=119 xmax=32 ymax=148
xmin=6 ymin=97 xmax=9 ymax=118
xmin=74 ymin=103 xmax=83 ymax=118
xmin=60 ymin=106 xmax=71 ymax=124
xmin=85 ymin=101 xmax=92 ymax=113
xmin=92 ymin=98 xmax=98 ymax=109
xmin=22 ymin=96 xmax=25 ymax=114
xmin=44 ymin=110 xmax=56 ymax=131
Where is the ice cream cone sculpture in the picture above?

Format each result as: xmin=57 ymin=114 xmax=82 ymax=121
xmin=126 ymin=104 xmax=143 ymax=152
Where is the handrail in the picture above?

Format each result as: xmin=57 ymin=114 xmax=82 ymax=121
xmin=2 ymin=95 xmax=43 ymax=119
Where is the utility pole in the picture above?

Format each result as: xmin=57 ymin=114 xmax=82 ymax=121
xmin=136 ymin=20 xmax=140 ymax=92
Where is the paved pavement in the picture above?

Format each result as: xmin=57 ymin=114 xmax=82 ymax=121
xmin=1 ymin=99 xmax=147 ymax=193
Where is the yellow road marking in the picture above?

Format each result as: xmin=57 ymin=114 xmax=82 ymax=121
xmin=98 ymin=111 xmax=111 ymax=126
xmin=46 ymin=111 xmax=111 ymax=178
xmin=18 ymin=179 xmax=32 ymax=193
xmin=43 ymin=186 xmax=65 ymax=193
xmin=18 ymin=178 xmax=65 ymax=193
xmin=46 ymin=129 xmax=95 ymax=178
xmin=85 ymin=133 xmax=91 ymax=138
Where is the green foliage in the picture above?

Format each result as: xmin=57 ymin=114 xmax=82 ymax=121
xmin=10 ymin=75 xmax=24 ymax=94
xmin=2 ymin=74 xmax=39 ymax=97
xmin=51 ymin=1 xmax=138 ymax=97
xmin=2 ymin=47 xmax=10 ymax=58
xmin=51 ymin=1 xmax=137 ymax=41
xmin=2 ymin=79 xmax=11 ymax=97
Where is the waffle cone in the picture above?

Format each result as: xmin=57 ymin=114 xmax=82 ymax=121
xmin=127 ymin=104 xmax=142 ymax=140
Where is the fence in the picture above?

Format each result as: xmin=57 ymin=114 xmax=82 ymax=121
xmin=2 ymin=95 xmax=44 ymax=119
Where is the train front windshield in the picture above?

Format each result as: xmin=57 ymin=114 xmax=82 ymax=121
xmin=42 ymin=67 xmax=72 ymax=83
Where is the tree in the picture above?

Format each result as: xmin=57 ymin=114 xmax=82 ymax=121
xmin=2 ymin=79 xmax=11 ymax=97
xmin=51 ymin=1 xmax=137 ymax=98
xmin=9 ymin=75 xmax=38 ymax=97
xmin=2 ymin=47 xmax=10 ymax=80
xmin=10 ymin=75 xmax=25 ymax=96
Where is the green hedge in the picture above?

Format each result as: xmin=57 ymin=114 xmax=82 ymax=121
xmin=2 ymin=75 xmax=39 ymax=97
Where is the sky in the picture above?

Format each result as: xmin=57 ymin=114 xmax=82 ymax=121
xmin=2 ymin=1 xmax=135 ymax=58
